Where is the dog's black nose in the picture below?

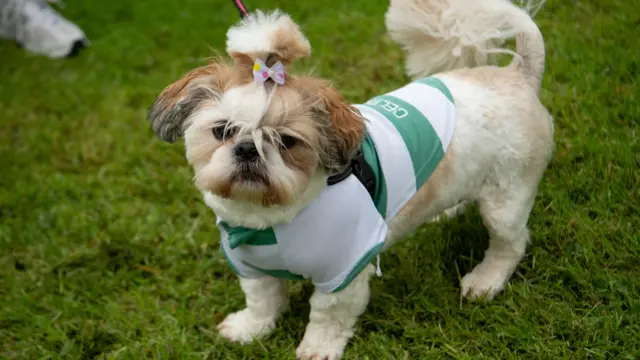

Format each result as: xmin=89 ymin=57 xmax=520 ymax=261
xmin=234 ymin=141 xmax=259 ymax=162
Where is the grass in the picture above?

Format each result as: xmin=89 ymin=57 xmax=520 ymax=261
xmin=0 ymin=0 xmax=638 ymax=359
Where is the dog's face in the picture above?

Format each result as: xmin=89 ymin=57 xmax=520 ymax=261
xmin=186 ymin=80 xmax=321 ymax=206
xmin=148 ymin=12 xmax=365 ymax=206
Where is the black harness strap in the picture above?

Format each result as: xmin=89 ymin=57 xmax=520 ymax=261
xmin=327 ymin=148 xmax=377 ymax=201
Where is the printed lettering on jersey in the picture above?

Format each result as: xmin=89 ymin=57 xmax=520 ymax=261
xmin=365 ymin=97 xmax=409 ymax=119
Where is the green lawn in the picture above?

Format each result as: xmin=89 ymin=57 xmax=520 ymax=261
xmin=1 ymin=0 xmax=638 ymax=359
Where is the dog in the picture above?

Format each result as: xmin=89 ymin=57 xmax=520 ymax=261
xmin=147 ymin=0 xmax=553 ymax=358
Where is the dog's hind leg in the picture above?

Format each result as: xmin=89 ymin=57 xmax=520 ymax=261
xmin=460 ymin=180 xmax=538 ymax=301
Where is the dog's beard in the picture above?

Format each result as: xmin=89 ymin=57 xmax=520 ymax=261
xmin=231 ymin=161 xmax=268 ymax=183
xmin=193 ymin=145 xmax=310 ymax=206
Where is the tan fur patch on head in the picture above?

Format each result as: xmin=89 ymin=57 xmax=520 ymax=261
xmin=288 ymin=76 xmax=366 ymax=173
xmin=280 ymin=145 xmax=318 ymax=177
xmin=154 ymin=61 xmax=231 ymax=110
xmin=149 ymin=59 xmax=255 ymax=142
xmin=229 ymin=51 xmax=268 ymax=71
xmin=271 ymin=23 xmax=311 ymax=64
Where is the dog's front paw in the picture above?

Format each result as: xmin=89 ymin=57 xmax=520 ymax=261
xmin=295 ymin=324 xmax=349 ymax=360
xmin=460 ymin=263 xmax=510 ymax=301
xmin=217 ymin=309 xmax=276 ymax=344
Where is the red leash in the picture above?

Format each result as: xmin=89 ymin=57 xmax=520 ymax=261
xmin=232 ymin=0 xmax=250 ymax=18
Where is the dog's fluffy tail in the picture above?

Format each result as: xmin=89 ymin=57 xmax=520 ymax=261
xmin=385 ymin=0 xmax=545 ymax=91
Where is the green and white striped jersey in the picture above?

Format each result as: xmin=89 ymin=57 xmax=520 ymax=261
xmin=218 ymin=77 xmax=456 ymax=293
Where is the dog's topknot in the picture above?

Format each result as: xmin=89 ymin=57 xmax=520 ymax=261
xmin=226 ymin=10 xmax=311 ymax=65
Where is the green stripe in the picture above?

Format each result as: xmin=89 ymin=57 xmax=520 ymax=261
xmin=363 ymin=95 xmax=445 ymax=188
xmin=219 ymin=222 xmax=277 ymax=249
xmin=362 ymin=134 xmax=387 ymax=218
xmin=241 ymin=261 xmax=305 ymax=281
xmin=331 ymin=242 xmax=384 ymax=293
xmin=415 ymin=77 xmax=455 ymax=103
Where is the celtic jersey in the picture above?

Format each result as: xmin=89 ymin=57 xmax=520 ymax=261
xmin=218 ymin=77 xmax=456 ymax=293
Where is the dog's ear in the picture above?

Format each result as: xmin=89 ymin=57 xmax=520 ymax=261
xmin=148 ymin=62 xmax=230 ymax=143
xmin=319 ymin=84 xmax=366 ymax=173
xmin=296 ymin=77 xmax=366 ymax=173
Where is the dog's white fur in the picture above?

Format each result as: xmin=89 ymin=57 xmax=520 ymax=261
xmin=385 ymin=0 xmax=545 ymax=79
xmin=149 ymin=1 xmax=553 ymax=359
xmin=226 ymin=10 xmax=311 ymax=57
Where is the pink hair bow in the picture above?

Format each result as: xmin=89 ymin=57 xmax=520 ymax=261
xmin=253 ymin=58 xmax=285 ymax=85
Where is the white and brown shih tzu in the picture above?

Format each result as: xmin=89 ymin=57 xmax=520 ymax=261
xmin=147 ymin=0 xmax=553 ymax=358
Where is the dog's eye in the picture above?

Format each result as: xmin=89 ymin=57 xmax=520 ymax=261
xmin=212 ymin=126 xmax=225 ymax=140
xmin=280 ymin=135 xmax=298 ymax=149
xmin=212 ymin=123 xmax=237 ymax=141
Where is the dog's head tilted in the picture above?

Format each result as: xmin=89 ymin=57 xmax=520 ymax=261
xmin=148 ymin=11 xmax=365 ymax=208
